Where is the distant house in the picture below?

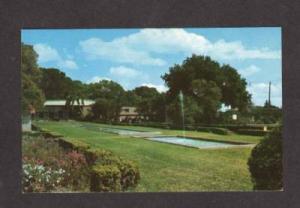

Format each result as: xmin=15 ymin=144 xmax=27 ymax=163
xmin=41 ymin=99 xmax=95 ymax=119
xmin=119 ymin=106 xmax=141 ymax=122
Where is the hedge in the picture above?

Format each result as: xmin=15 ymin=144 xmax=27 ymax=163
xmin=90 ymin=164 xmax=121 ymax=192
xmin=196 ymin=127 xmax=230 ymax=135
xmin=248 ymin=126 xmax=282 ymax=190
xmin=34 ymin=129 xmax=140 ymax=192
xmin=235 ymin=129 xmax=269 ymax=136
xmin=87 ymin=149 xmax=140 ymax=191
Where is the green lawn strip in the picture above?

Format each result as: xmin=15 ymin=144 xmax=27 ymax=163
xmin=35 ymin=120 xmax=254 ymax=191
xmin=69 ymin=120 xmax=262 ymax=144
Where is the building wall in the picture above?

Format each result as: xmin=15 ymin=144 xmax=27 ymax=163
xmin=119 ymin=107 xmax=141 ymax=122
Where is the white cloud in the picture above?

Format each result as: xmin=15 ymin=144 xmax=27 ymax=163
xmin=106 ymin=66 xmax=150 ymax=89
xmin=33 ymin=43 xmax=78 ymax=70
xmin=239 ymin=65 xmax=261 ymax=77
xmin=34 ymin=43 xmax=60 ymax=62
xmin=141 ymin=83 xmax=168 ymax=93
xmin=58 ymin=59 xmax=78 ymax=69
xmin=86 ymin=76 xmax=111 ymax=84
xmin=79 ymin=38 xmax=166 ymax=66
xmin=109 ymin=66 xmax=140 ymax=78
xmin=247 ymin=82 xmax=282 ymax=107
xmin=79 ymin=29 xmax=281 ymax=65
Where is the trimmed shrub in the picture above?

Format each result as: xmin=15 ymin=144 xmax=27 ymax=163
xmin=117 ymin=159 xmax=140 ymax=190
xmin=57 ymin=138 xmax=90 ymax=152
xmin=248 ymin=126 xmax=283 ymax=190
xmin=71 ymin=140 xmax=90 ymax=152
xmin=90 ymin=164 xmax=121 ymax=192
xmin=85 ymin=149 xmax=140 ymax=191
xmin=197 ymin=127 xmax=230 ymax=135
xmin=236 ymin=129 xmax=269 ymax=136
xmin=84 ymin=149 xmax=114 ymax=165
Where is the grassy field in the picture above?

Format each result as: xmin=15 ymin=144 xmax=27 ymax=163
xmin=34 ymin=120 xmax=263 ymax=191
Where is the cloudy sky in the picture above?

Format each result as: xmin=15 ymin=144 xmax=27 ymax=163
xmin=21 ymin=28 xmax=282 ymax=107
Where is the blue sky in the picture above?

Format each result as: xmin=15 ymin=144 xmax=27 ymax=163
xmin=21 ymin=27 xmax=282 ymax=107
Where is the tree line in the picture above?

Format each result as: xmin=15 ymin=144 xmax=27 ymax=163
xmin=22 ymin=43 xmax=281 ymax=125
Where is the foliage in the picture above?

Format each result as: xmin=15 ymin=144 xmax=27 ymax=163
xmin=133 ymin=86 xmax=166 ymax=121
xmin=22 ymin=133 xmax=90 ymax=192
xmin=60 ymin=150 xmax=89 ymax=189
xmin=162 ymin=55 xmax=251 ymax=124
xmin=220 ymin=65 xmax=251 ymax=111
xmin=21 ymin=43 xmax=45 ymax=113
xmin=88 ymin=80 xmax=125 ymax=121
xmin=40 ymin=68 xmax=85 ymax=99
xmin=235 ymin=129 xmax=269 ymax=136
xmin=196 ymin=127 xmax=230 ymax=135
xmin=248 ymin=127 xmax=283 ymax=190
xmin=92 ymin=98 xmax=121 ymax=121
xmin=90 ymin=164 xmax=121 ymax=192
xmin=166 ymin=95 xmax=202 ymax=125
xmin=190 ymin=79 xmax=222 ymax=123
xmin=87 ymin=149 xmax=140 ymax=191
xmin=87 ymin=80 xmax=125 ymax=100
xmin=22 ymin=162 xmax=65 ymax=192
xmin=250 ymin=105 xmax=282 ymax=124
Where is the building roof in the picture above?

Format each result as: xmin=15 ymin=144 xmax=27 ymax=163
xmin=44 ymin=100 xmax=95 ymax=106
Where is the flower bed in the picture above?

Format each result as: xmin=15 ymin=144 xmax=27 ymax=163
xmin=22 ymin=131 xmax=140 ymax=192
xmin=22 ymin=132 xmax=89 ymax=192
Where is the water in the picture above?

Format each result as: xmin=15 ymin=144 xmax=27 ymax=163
xmin=100 ymin=127 xmax=161 ymax=137
xmin=148 ymin=136 xmax=243 ymax=149
xmin=179 ymin=90 xmax=186 ymax=138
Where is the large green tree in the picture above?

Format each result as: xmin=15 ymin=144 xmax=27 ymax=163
xmin=87 ymin=80 xmax=125 ymax=100
xmin=88 ymin=80 xmax=125 ymax=121
xmin=162 ymin=54 xmax=251 ymax=124
xmin=41 ymin=68 xmax=86 ymax=100
xmin=132 ymin=86 xmax=166 ymax=121
xmin=21 ymin=43 xmax=45 ymax=113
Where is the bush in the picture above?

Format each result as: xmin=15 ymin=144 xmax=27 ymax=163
xmin=236 ymin=129 xmax=269 ymax=136
xmin=248 ymin=127 xmax=283 ymax=190
xmin=22 ymin=134 xmax=90 ymax=192
xmin=70 ymin=140 xmax=90 ymax=152
xmin=60 ymin=150 xmax=89 ymax=190
xmin=84 ymin=149 xmax=114 ymax=165
xmin=23 ymin=132 xmax=140 ymax=192
xmin=86 ymin=149 xmax=140 ymax=191
xmin=197 ymin=127 xmax=230 ymax=135
xmin=90 ymin=164 xmax=121 ymax=192
xmin=117 ymin=159 xmax=140 ymax=190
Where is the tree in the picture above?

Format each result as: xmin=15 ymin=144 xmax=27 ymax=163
xmin=190 ymin=79 xmax=222 ymax=123
xmin=250 ymin=104 xmax=282 ymax=124
xmin=87 ymin=80 xmax=125 ymax=100
xmin=92 ymin=98 xmax=120 ymax=121
xmin=21 ymin=43 xmax=45 ymax=113
xmin=166 ymin=95 xmax=202 ymax=125
xmin=132 ymin=86 xmax=166 ymax=121
xmin=41 ymin=68 xmax=85 ymax=100
xmin=88 ymin=80 xmax=125 ymax=121
xmin=220 ymin=65 xmax=251 ymax=111
xmin=162 ymin=54 xmax=251 ymax=124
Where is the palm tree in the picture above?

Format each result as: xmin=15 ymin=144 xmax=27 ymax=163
xmin=65 ymin=92 xmax=84 ymax=119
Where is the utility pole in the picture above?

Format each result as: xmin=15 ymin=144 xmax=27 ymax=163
xmin=268 ymin=81 xmax=271 ymax=106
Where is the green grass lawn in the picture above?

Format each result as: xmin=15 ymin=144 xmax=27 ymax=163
xmin=34 ymin=120 xmax=263 ymax=191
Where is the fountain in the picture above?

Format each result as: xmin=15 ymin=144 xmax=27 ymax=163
xmin=179 ymin=90 xmax=186 ymax=138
